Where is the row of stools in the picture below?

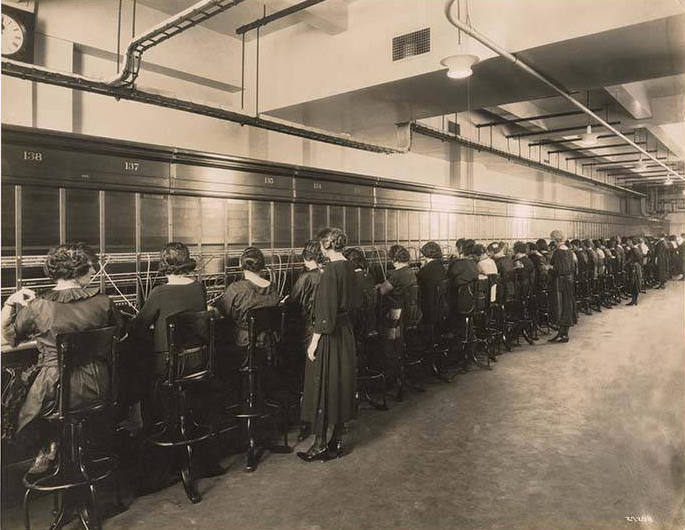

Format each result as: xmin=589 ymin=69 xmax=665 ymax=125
xmin=22 ymin=306 xmax=294 ymax=528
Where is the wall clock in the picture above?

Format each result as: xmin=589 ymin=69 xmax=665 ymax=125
xmin=1 ymin=5 xmax=34 ymax=63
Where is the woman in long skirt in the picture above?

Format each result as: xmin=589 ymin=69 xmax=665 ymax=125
xmin=298 ymin=227 xmax=361 ymax=462
xmin=548 ymin=230 xmax=575 ymax=343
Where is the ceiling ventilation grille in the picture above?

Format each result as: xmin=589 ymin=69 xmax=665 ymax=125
xmin=392 ymin=28 xmax=430 ymax=61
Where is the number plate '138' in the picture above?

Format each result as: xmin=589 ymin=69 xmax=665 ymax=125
xmin=23 ymin=151 xmax=43 ymax=162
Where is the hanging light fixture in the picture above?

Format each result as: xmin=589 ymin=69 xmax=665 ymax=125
xmin=441 ymin=0 xmax=480 ymax=80
xmin=635 ymin=130 xmax=648 ymax=171
xmin=441 ymin=54 xmax=479 ymax=79
xmin=579 ymin=124 xmax=599 ymax=147
xmin=578 ymin=91 xmax=599 ymax=147
xmin=665 ymin=178 xmax=673 ymax=186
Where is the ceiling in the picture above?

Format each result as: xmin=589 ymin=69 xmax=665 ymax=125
xmin=136 ymin=0 xmax=351 ymax=40
xmin=265 ymin=14 xmax=685 ymax=130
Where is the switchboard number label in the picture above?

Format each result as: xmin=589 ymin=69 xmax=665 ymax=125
xmin=124 ymin=161 xmax=140 ymax=171
xmin=313 ymin=182 xmax=322 ymax=190
xmin=264 ymin=177 xmax=274 ymax=185
xmin=23 ymin=151 xmax=43 ymax=162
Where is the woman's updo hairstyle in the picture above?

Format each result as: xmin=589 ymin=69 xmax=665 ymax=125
xmin=388 ymin=244 xmax=410 ymax=264
xmin=513 ymin=241 xmax=528 ymax=254
xmin=302 ymin=240 xmax=323 ymax=263
xmin=470 ymin=244 xmax=486 ymax=257
xmin=550 ymin=230 xmax=565 ymax=243
xmin=536 ymin=238 xmax=549 ymax=252
xmin=343 ymin=247 xmax=367 ymax=270
xmin=44 ymin=243 xmax=93 ymax=280
xmin=316 ymin=227 xmax=347 ymax=251
xmin=159 ymin=242 xmax=196 ymax=275
xmin=240 ymin=246 xmax=265 ymax=273
xmin=420 ymin=241 xmax=442 ymax=260
xmin=486 ymin=242 xmax=501 ymax=255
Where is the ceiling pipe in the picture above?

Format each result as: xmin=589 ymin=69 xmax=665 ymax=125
xmin=476 ymin=108 xmax=602 ymax=128
xmin=527 ymin=131 xmax=636 ymax=147
xmin=109 ymin=0 xmax=246 ymax=87
xmin=547 ymin=142 xmax=646 ymax=154
xmin=566 ymin=149 xmax=657 ymax=161
xmin=236 ymin=0 xmax=328 ymax=35
xmin=444 ymin=0 xmax=684 ymax=183
xmin=1 ymin=58 xmax=405 ymax=154
xmin=505 ymin=122 xmax=621 ymax=139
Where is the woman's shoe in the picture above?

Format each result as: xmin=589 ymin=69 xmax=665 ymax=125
xmin=548 ymin=334 xmax=563 ymax=343
xmin=327 ymin=439 xmax=344 ymax=459
xmin=558 ymin=336 xmax=569 ymax=343
xmin=296 ymin=445 xmax=329 ymax=463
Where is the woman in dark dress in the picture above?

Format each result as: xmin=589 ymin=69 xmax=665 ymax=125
xmin=377 ymin=245 xmax=422 ymax=400
xmin=1 ymin=243 xmax=123 ymax=474
xmin=288 ymin=241 xmax=323 ymax=441
xmin=548 ymin=231 xmax=574 ymax=343
xmin=288 ymin=240 xmax=323 ymax=353
xmin=128 ymin=242 xmax=207 ymax=422
xmin=625 ymin=239 xmax=643 ymax=306
xmin=298 ymin=228 xmax=360 ymax=462
xmin=215 ymin=247 xmax=281 ymax=367
xmin=343 ymin=247 xmax=378 ymax=340
xmin=416 ymin=241 xmax=447 ymax=331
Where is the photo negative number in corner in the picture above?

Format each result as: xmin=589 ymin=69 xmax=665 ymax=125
xmin=2 ymin=4 xmax=35 ymax=63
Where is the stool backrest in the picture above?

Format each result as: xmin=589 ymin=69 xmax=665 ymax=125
xmin=246 ymin=305 xmax=284 ymax=355
xmin=55 ymin=326 xmax=119 ymax=420
xmin=166 ymin=310 xmax=216 ymax=385
xmin=454 ymin=280 xmax=477 ymax=316
xmin=487 ymin=273 xmax=501 ymax=305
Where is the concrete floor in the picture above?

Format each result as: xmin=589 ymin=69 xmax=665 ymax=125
xmin=5 ymin=282 xmax=685 ymax=530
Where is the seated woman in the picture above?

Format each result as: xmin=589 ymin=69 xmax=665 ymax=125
xmin=376 ymin=245 xmax=422 ymax=399
xmin=474 ymin=244 xmax=497 ymax=280
xmin=416 ymin=241 xmax=447 ymax=334
xmin=1 ymin=243 xmax=123 ymax=474
xmin=343 ymin=246 xmax=378 ymax=340
xmin=214 ymin=247 xmax=280 ymax=372
xmin=128 ymin=242 xmax=206 ymax=420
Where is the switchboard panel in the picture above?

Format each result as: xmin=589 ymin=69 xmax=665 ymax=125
xmin=2 ymin=144 xmax=170 ymax=193
xmin=173 ymin=163 xmax=292 ymax=201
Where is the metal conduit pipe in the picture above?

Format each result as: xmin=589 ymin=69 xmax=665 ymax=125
xmin=109 ymin=0 xmax=246 ymax=87
xmin=1 ymin=59 xmax=406 ymax=154
xmin=444 ymin=0 xmax=684 ymax=183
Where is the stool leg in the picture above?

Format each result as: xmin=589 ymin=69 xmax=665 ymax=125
xmin=179 ymin=402 xmax=201 ymax=503
xmin=23 ymin=488 xmax=31 ymax=530
xmin=245 ymin=417 xmax=257 ymax=472
xmin=180 ymin=444 xmax=200 ymax=503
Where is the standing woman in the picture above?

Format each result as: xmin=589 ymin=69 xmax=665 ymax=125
xmin=548 ymin=230 xmax=574 ymax=343
xmin=298 ymin=228 xmax=360 ymax=462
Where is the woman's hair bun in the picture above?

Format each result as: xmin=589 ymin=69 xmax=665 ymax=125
xmin=316 ymin=227 xmax=347 ymax=251
xmin=159 ymin=242 xmax=196 ymax=275
xmin=240 ymin=246 xmax=266 ymax=273
xmin=389 ymin=244 xmax=410 ymax=264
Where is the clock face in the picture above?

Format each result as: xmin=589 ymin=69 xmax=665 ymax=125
xmin=2 ymin=13 xmax=26 ymax=56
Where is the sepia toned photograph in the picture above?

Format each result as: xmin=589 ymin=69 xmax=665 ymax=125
xmin=1 ymin=0 xmax=684 ymax=528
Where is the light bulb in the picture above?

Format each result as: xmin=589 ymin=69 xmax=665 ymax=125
xmin=441 ymin=54 xmax=480 ymax=80
xmin=665 ymin=178 xmax=673 ymax=186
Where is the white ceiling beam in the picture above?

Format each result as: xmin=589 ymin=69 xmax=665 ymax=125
xmin=604 ymin=83 xmax=652 ymax=119
xmin=646 ymin=123 xmax=685 ymax=160
xmin=288 ymin=0 xmax=348 ymax=35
